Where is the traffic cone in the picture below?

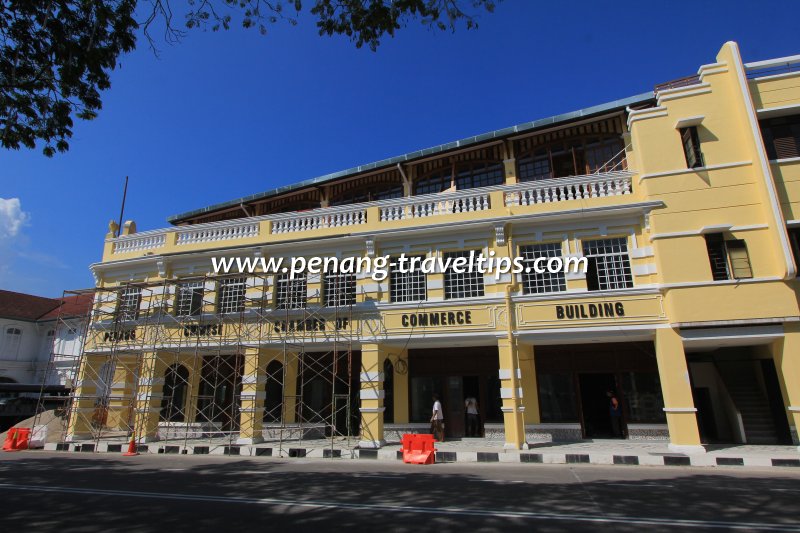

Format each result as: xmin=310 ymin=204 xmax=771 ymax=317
xmin=122 ymin=436 xmax=139 ymax=456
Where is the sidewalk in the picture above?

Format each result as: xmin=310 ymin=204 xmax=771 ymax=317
xmin=41 ymin=436 xmax=800 ymax=469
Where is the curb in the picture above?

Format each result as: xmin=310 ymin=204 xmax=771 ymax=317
xmin=40 ymin=442 xmax=800 ymax=468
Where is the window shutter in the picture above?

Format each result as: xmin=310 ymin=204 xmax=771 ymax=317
xmin=726 ymin=240 xmax=753 ymax=279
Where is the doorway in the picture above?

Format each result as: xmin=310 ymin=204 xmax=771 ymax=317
xmin=578 ymin=373 xmax=622 ymax=439
xmin=196 ymin=354 xmax=243 ymax=432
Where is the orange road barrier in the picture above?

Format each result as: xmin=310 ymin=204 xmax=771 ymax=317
xmin=2 ymin=428 xmax=19 ymax=451
xmin=122 ymin=437 xmax=139 ymax=456
xmin=401 ymin=433 xmax=436 ymax=465
xmin=2 ymin=428 xmax=30 ymax=452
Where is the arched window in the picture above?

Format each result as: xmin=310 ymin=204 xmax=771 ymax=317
xmin=263 ymin=360 xmax=284 ymax=422
xmin=160 ymin=364 xmax=190 ymax=422
xmin=383 ymin=359 xmax=394 ymax=424
xmin=4 ymin=327 xmax=22 ymax=360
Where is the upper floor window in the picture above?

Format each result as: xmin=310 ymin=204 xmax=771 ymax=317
xmin=455 ymin=161 xmax=504 ymax=190
xmin=415 ymin=170 xmax=451 ymax=195
xmin=518 ymin=148 xmax=551 ymax=181
xmin=117 ymin=287 xmax=141 ymax=322
xmin=444 ymin=250 xmax=485 ymax=299
xmin=390 ymin=256 xmax=427 ymax=303
xmin=4 ymin=327 xmax=22 ymax=360
xmin=217 ymin=277 xmax=246 ymax=314
xmin=583 ymin=238 xmax=633 ymax=291
xmin=704 ymin=234 xmax=753 ymax=281
xmin=275 ymin=272 xmax=307 ymax=310
xmin=324 ymin=269 xmax=356 ymax=307
xmin=176 ymin=281 xmax=204 ymax=317
xmin=680 ymin=126 xmax=704 ymax=169
xmin=520 ymin=243 xmax=567 ymax=294
xmin=517 ymin=135 xmax=626 ymax=181
xmin=330 ymin=184 xmax=403 ymax=206
xmin=760 ymin=114 xmax=800 ymax=160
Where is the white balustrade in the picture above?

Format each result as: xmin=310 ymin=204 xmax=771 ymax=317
xmin=112 ymin=233 xmax=166 ymax=254
xmin=379 ymin=191 xmax=491 ymax=221
xmin=176 ymin=222 xmax=259 ymax=245
xmin=504 ymin=173 xmax=632 ymax=207
xmin=271 ymin=208 xmax=367 ymax=234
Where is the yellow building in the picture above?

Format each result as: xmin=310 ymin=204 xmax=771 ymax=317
xmin=66 ymin=42 xmax=800 ymax=454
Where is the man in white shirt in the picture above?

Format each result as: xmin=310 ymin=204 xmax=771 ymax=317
xmin=430 ymin=393 xmax=444 ymax=442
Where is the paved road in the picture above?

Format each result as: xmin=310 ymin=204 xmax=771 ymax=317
xmin=0 ymin=452 xmax=798 ymax=532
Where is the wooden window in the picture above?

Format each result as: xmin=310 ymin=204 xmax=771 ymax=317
xmin=117 ymin=286 xmax=141 ymax=321
xmin=680 ymin=126 xmax=704 ymax=168
xmin=583 ymin=237 xmax=634 ymax=291
xmin=760 ymin=115 xmax=800 ymax=160
xmin=454 ymin=161 xmax=504 ymax=190
xmin=390 ymin=256 xmax=427 ymax=303
xmin=217 ymin=277 xmax=246 ymax=314
xmin=704 ymin=234 xmax=752 ymax=280
xmin=176 ymin=281 xmax=204 ymax=317
xmin=443 ymin=250 xmax=485 ymax=299
xmin=414 ymin=170 xmax=451 ymax=195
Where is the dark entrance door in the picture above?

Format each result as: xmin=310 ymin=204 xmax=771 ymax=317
xmin=578 ymin=373 xmax=621 ymax=439
xmin=196 ymin=354 xmax=243 ymax=432
xmin=463 ymin=375 xmax=482 ymax=437
xmin=444 ymin=376 xmax=464 ymax=438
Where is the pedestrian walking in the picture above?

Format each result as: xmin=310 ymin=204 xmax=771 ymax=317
xmin=430 ymin=393 xmax=445 ymax=442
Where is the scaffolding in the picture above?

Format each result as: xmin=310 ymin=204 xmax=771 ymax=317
xmin=33 ymin=271 xmax=360 ymax=455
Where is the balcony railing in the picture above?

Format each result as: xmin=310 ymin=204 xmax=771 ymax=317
xmin=654 ymin=74 xmax=701 ymax=93
xmin=112 ymin=233 xmax=166 ymax=254
xmin=503 ymin=172 xmax=632 ymax=207
xmin=271 ymin=207 xmax=367 ymax=234
xmin=176 ymin=221 xmax=259 ymax=245
xmin=107 ymin=170 xmax=634 ymax=255
xmin=380 ymin=189 xmax=491 ymax=221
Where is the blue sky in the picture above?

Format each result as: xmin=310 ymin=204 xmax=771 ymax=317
xmin=1 ymin=0 xmax=798 ymax=297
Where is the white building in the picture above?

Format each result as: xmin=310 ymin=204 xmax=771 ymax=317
xmin=0 ymin=289 xmax=92 ymax=429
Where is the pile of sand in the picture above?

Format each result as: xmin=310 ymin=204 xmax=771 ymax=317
xmin=0 ymin=410 xmax=66 ymax=446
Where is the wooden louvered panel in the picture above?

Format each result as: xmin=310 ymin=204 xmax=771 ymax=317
xmin=774 ymin=136 xmax=799 ymax=159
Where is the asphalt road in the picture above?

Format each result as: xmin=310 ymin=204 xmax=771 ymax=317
xmin=0 ymin=452 xmax=799 ymax=532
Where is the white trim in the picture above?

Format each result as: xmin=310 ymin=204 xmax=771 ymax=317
xmin=650 ymin=223 xmax=767 ymax=241
xmin=359 ymin=389 xmax=385 ymax=400
xmin=658 ymin=276 xmax=783 ymax=290
xmin=730 ymin=41 xmax=797 ymax=279
xmin=500 ymin=387 xmax=523 ymax=399
xmin=674 ymin=115 xmax=704 ymax=129
xmin=699 ymin=67 xmax=728 ymax=79
xmin=730 ymin=224 xmax=769 ymax=232
xmin=657 ymin=86 xmax=711 ymax=105
xmin=770 ymin=156 xmax=800 ymax=165
xmin=632 ymin=263 xmax=657 ymax=276
xmin=359 ymin=371 xmax=384 ymax=383
xmin=787 ymin=219 xmax=800 ymax=227
xmin=358 ymin=407 xmax=386 ymax=414
xmin=757 ymin=103 xmax=800 ymax=119
xmin=788 ymin=406 xmax=800 ymax=413
xmin=638 ymin=160 xmax=752 ymax=183
xmin=498 ymin=368 xmax=522 ymax=380
xmin=663 ymin=407 xmax=697 ymax=413
xmin=744 ymin=54 xmax=800 ymax=70
xmin=628 ymin=110 xmax=668 ymax=127
xmin=698 ymin=61 xmax=727 ymax=73
xmin=656 ymin=83 xmax=709 ymax=99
